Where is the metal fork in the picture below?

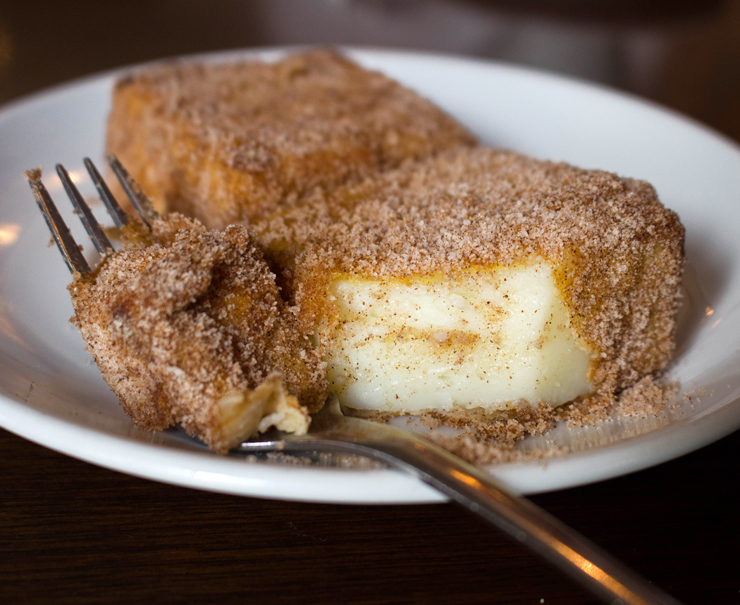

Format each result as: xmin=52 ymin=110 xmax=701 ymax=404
xmin=26 ymin=155 xmax=157 ymax=273
xmin=28 ymin=159 xmax=681 ymax=605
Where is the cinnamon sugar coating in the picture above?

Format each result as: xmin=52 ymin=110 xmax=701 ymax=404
xmin=98 ymin=52 xmax=685 ymax=452
xmin=255 ymin=146 xmax=685 ymax=398
xmin=69 ymin=214 xmax=326 ymax=452
xmin=106 ymin=49 xmax=475 ymax=229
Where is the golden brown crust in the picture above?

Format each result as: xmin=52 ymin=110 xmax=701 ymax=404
xmin=106 ymin=48 xmax=475 ymax=228
xmin=69 ymin=214 xmax=326 ymax=452
xmin=255 ymin=146 xmax=684 ymax=397
xmin=100 ymin=53 xmax=685 ymax=452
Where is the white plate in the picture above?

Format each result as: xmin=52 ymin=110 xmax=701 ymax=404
xmin=1 ymin=48 xmax=739 ymax=504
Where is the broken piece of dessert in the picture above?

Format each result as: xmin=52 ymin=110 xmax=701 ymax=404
xmin=254 ymin=146 xmax=684 ymax=426
xmin=107 ymin=48 xmax=476 ymax=229
xmin=69 ymin=213 xmax=326 ymax=452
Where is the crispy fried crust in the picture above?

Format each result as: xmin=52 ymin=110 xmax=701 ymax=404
xmin=69 ymin=214 xmax=326 ymax=452
xmin=106 ymin=49 xmax=476 ymax=229
xmin=99 ymin=53 xmax=685 ymax=449
xmin=254 ymin=146 xmax=685 ymax=396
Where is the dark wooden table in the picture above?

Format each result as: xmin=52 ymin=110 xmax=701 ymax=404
xmin=3 ymin=428 xmax=739 ymax=604
xmin=2 ymin=2 xmax=739 ymax=603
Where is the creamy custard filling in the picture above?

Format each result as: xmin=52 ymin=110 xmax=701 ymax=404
xmin=324 ymin=261 xmax=594 ymax=414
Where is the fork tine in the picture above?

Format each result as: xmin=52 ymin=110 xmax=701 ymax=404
xmin=26 ymin=170 xmax=91 ymax=274
xmin=107 ymin=154 xmax=159 ymax=226
xmin=83 ymin=157 xmax=130 ymax=230
xmin=56 ymin=164 xmax=113 ymax=255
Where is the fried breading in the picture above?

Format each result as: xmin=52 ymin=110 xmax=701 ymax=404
xmin=99 ymin=52 xmax=684 ymax=446
xmin=107 ymin=49 xmax=476 ymax=229
xmin=253 ymin=146 xmax=684 ymax=418
xmin=69 ymin=214 xmax=326 ymax=452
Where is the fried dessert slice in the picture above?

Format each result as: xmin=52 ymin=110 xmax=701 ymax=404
xmin=69 ymin=213 xmax=326 ymax=452
xmin=106 ymin=49 xmax=476 ymax=229
xmin=255 ymin=147 xmax=684 ymax=421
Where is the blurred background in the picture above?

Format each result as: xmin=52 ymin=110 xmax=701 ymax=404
xmin=1 ymin=0 xmax=740 ymax=143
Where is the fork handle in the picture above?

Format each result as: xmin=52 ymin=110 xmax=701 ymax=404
xmin=363 ymin=438 xmax=680 ymax=605
xmin=287 ymin=424 xmax=681 ymax=605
